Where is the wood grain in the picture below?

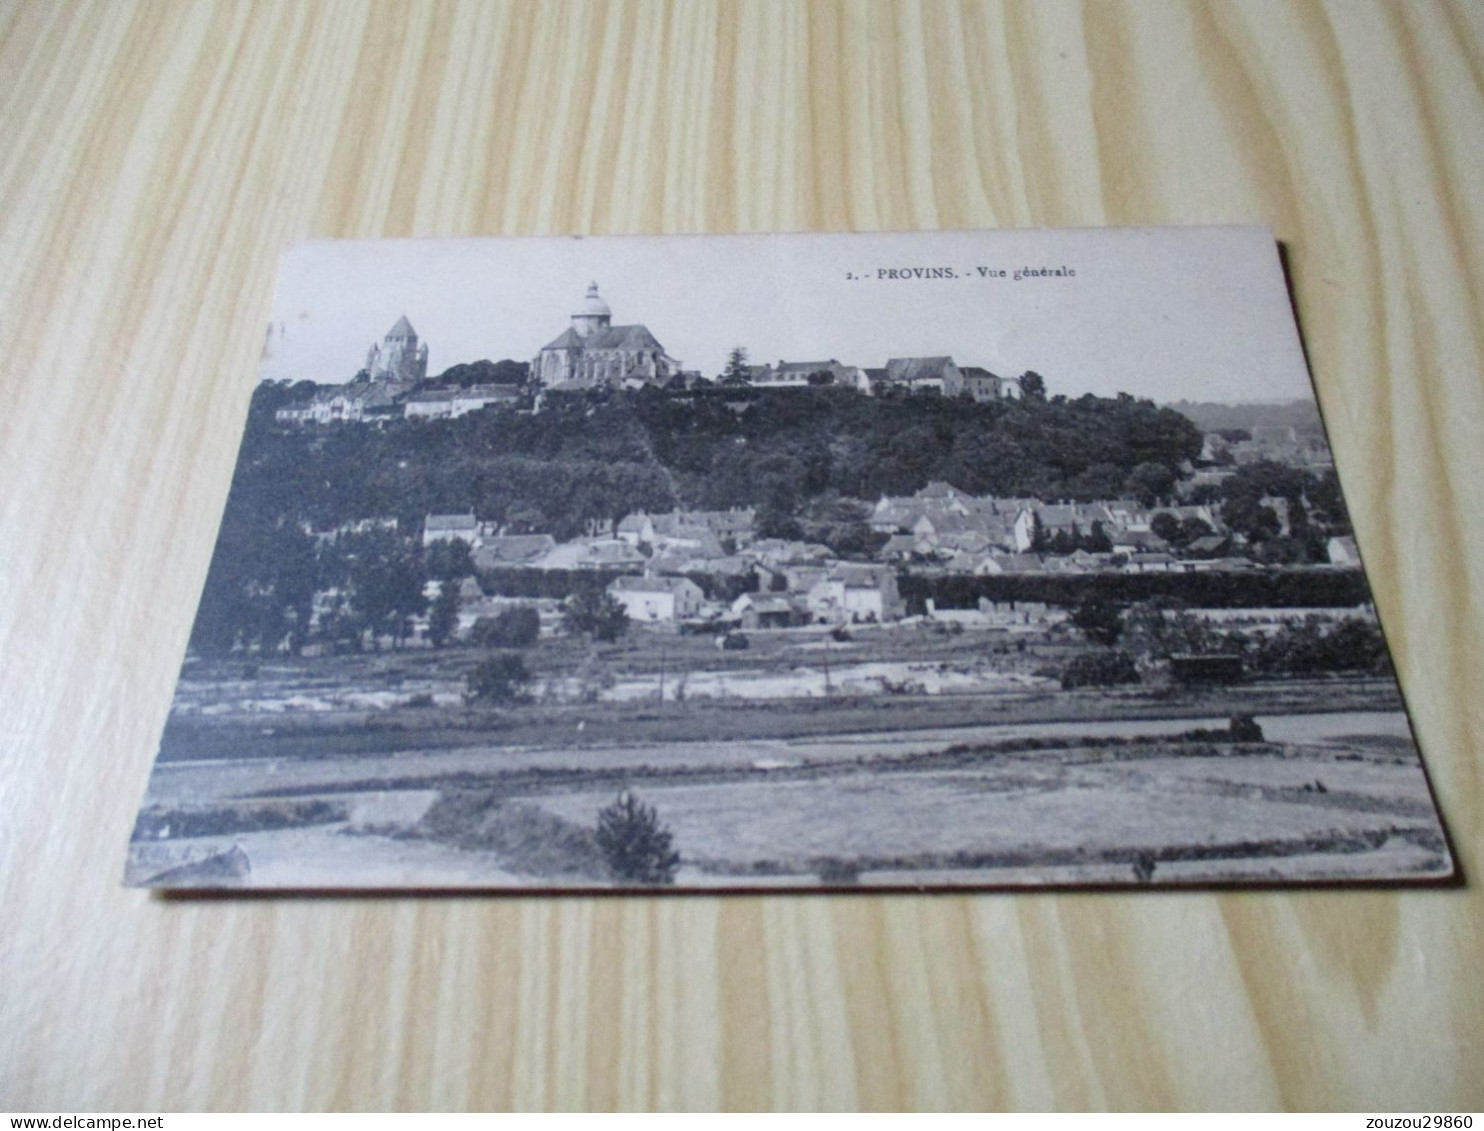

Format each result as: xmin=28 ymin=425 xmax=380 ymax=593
xmin=2 ymin=0 xmax=1482 ymax=1111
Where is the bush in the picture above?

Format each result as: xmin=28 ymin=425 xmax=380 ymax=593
xmin=595 ymin=791 xmax=680 ymax=885
xmin=1070 ymin=596 xmax=1123 ymax=646
xmin=1228 ymin=714 xmax=1265 ymax=742
xmin=722 ymin=631 xmax=750 ymax=650
xmin=470 ymin=605 xmax=541 ymax=648
xmin=1060 ymin=649 xmax=1140 ymax=690
xmin=563 ymin=589 xmax=630 ymax=642
xmin=466 ymin=652 xmax=531 ymax=704
xmin=1252 ymin=616 xmax=1392 ymax=677
xmin=815 ymin=857 xmax=861 ymax=885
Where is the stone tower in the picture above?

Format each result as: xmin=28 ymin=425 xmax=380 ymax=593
xmin=365 ymin=315 xmax=429 ymax=384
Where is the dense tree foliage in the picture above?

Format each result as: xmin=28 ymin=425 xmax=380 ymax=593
xmin=466 ymin=653 xmax=532 ymax=703
xmin=899 ymin=568 xmax=1374 ymax=612
xmin=563 ymin=589 xmax=630 ymax=642
xmin=189 ymin=516 xmax=317 ymax=656
xmin=425 ymin=538 xmax=474 ymax=581
xmin=433 ymin=359 xmax=529 ymax=387
xmin=190 ymin=383 xmax=1204 ymax=654
xmin=1060 ymin=650 xmax=1140 ymax=689
xmin=469 ymin=606 xmax=541 ymax=648
xmin=227 ymin=383 xmax=1201 ymax=543
xmin=1250 ymin=617 xmax=1392 ymax=676
xmin=1215 ymin=461 xmax=1350 ymax=559
xmin=1070 ymin=596 xmax=1124 ymax=645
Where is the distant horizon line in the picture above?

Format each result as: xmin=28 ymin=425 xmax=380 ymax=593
xmin=254 ymin=368 xmax=1314 ymax=410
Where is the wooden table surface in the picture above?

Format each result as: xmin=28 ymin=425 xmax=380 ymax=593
xmin=2 ymin=0 xmax=1482 ymax=1112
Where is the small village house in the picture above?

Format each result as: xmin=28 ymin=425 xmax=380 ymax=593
xmin=608 ymin=576 xmax=705 ymax=623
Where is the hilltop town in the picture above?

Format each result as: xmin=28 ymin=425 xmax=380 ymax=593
xmin=239 ymin=281 xmax=1354 ymax=654
xmin=273 ymin=282 xmax=1030 ymax=425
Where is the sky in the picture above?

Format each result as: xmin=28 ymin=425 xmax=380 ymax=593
xmin=257 ymin=226 xmax=1317 ymax=405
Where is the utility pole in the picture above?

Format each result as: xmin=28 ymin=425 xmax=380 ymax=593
xmin=657 ymin=639 xmax=666 ymax=710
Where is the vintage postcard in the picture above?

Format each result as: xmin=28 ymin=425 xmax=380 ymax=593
xmin=125 ymin=227 xmax=1454 ymax=890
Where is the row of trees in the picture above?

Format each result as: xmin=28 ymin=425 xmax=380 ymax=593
xmin=1187 ymin=460 xmax=1352 ymax=560
xmin=901 ymin=567 xmax=1373 ymax=613
xmin=1068 ymin=595 xmax=1393 ymax=678
xmin=190 ymin=513 xmax=639 ymax=657
xmin=191 ymin=526 xmax=490 ymax=657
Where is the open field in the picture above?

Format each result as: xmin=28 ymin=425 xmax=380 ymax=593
xmin=127 ymin=619 xmax=1448 ymax=889
xmin=155 ymin=618 xmax=1406 ymax=761
xmin=126 ymin=704 xmax=1451 ymax=889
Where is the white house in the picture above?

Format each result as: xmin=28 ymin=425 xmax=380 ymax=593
xmin=533 ymin=538 xmax=649 ymax=571
xmin=607 ymin=576 xmax=705 ymax=623
xmin=404 ymin=384 xmax=523 ymax=419
xmin=803 ymin=564 xmax=902 ymax=623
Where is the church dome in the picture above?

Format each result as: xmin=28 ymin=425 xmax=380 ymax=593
xmin=575 ymin=282 xmax=611 ymax=317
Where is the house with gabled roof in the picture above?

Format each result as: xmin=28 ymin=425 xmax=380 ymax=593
xmin=802 ymin=564 xmax=903 ymax=623
xmin=750 ymin=359 xmax=849 ymax=389
xmin=423 ymin=513 xmax=481 ymax=548
xmin=956 ymin=366 xmax=1023 ymax=402
xmin=531 ymin=537 xmax=648 ymax=571
xmin=470 ymin=534 xmax=557 ymax=569
xmin=405 ymin=384 xmax=523 ymax=419
xmin=1123 ymin=552 xmax=1180 ymax=573
xmin=879 ymin=533 xmax=923 ymax=561
xmin=1035 ymin=503 xmax=1116 ymax=538
xmin=607 ymin=576 xmax=705 ymax=623
xmin=982 ymin=553 xmax=1044 ymax=574
xmin=742 ymin=539 xmax=832 ymax=567
xmin=883 ymin=356 xmax=961 ymax=394
xmin=614 ymin=511 xmax=728 ymax=557
xmin=731 ymin=593 xmax=810 ymax=630
xmin=278 ymin=379 xmax=406 ymax=425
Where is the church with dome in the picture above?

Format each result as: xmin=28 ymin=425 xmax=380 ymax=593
xmin=533 ymin=283 xmax=682 ymax=389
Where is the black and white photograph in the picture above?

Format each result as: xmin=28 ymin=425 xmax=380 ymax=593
xmin=124 ymin=226 xmax=1454 ymax=890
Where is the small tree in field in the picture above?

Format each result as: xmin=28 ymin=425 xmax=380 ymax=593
xmin=427 ymin=583 xmax=460 ymax=648
xmin=1228 ymin=714 xmax=1265 ymax=743
xmin=1060 ymin=649 xmax=1140 ymax=690
xmin=596 ymin=791 xmax=680 ymax=885
xmin=1070 ymin=595 xmax=1123 ymax=646
xmin=563 ymin=588 xmax=630 ymax=642
xmin=721 ymin=346 xmax=751 ymax=386
xmin=470 ymin=605 xmax=541 ymax=648
xmin=466 ymin=653 xmax=531 ymax=705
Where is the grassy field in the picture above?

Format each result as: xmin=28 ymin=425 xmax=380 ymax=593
xmin=158 ymin=620 xmax=1405 ymax=762
xmin=126 ymin=619 xmax=1448 ymax=889
xmin=127 ymin=726 xmax=1452 ymax=889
